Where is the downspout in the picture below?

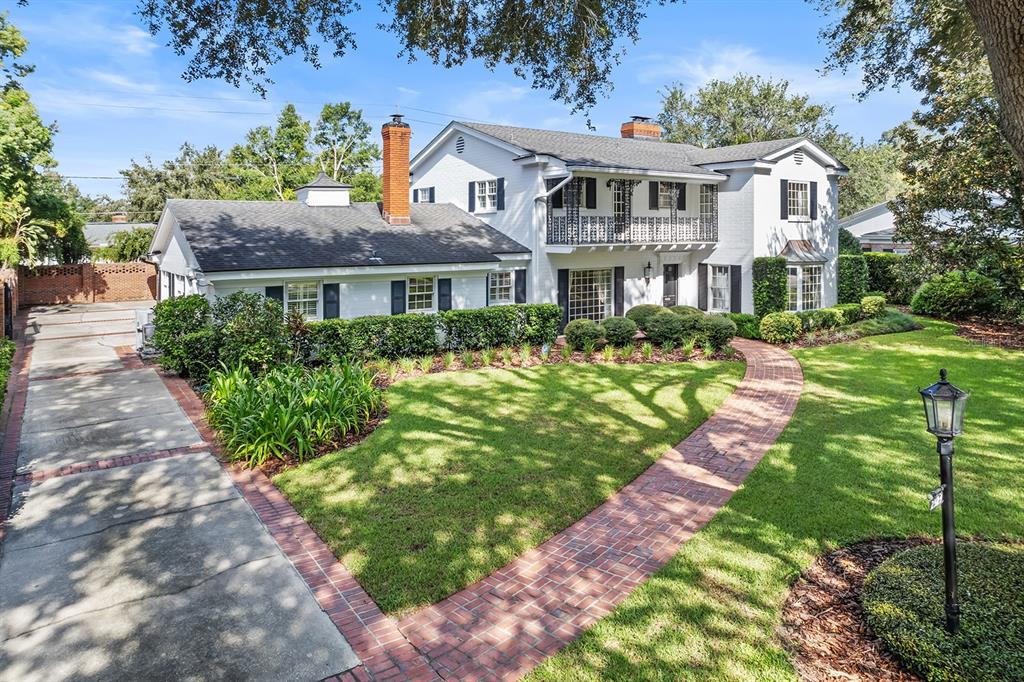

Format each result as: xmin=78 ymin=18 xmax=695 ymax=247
xmin=531 ymin=173 xmax=574 ymax=304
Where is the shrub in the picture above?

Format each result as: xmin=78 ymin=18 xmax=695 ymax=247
xmin=862 ymin=542 xmax=1024 ymax=681
xmin=700 ymin=315 xmax=736 ymax=351
xmin=179 ymin=328 xmax=219 ymax=382
xmin=624 ymin=304 xmax=664 ymax=332
xmin=645 ymin=309 xmax=699 ymax=346
xmin=0 ymin=339 xmax=15 ymax=397
xmin=801 ymin=307 xmax=844 ymax=330
xmin=838 ymin=254 xmax=869 ymax=304
xmin=759 ymin=312 xmax=802 ymax=344
xmin=564 ymin=318 xmax=604 ymax=351
xmin=797 ymin=310 xmax=818 ymax=331
xmin=206 ymin=361 xmax=384 ymax=467
xmin=306 ymin=319 xmax=352 ymax=363
xmin=669 ymin=305 xmax=702 ymax=317
xmin=521 ymin=303 xmax=562 ymax=345
xmin=439 ymin=306 xmax=520 ymax=350
xmin=848 ymin=310 xmax=921 ymax=338
xmin=215 ymin=292 xmax=289 ymax=372
xmin=834 ymin=303 xmax=863 ymax=323
xmin=348 ymin=313 xmax=439 ymax=359
xmin=860 ymin=295 xmax=887 ymax=318
xmin=863 ymin=252 xmax=915 ymax=304
xmin=910 ymin=270 xmax=1002 ymax=319
xmin=753 ymin=257 xmax=787 ymax=317
xmin=151 ymin=294 xmax=212 ymax=374
xmin=602 ymin=316 xmax=638 ymax=346
xmin=726 ymin=312 xmax=760 ymax=339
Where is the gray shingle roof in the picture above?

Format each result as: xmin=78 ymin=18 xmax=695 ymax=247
xmin=297 ymin=171 xmax=352 ymax=189
xmin=85 ymin=222 xmax=156 ymax=247
xmin=166 ymin=199 xmax=529 ymax=273
xmin=459 ymin=122 xmax=845 ymax=172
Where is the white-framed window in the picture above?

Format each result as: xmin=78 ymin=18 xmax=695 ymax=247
xmin=414 ymin=187 xmax=433 ymax=203
xmin=568 ymin=269 xmax=613 ymax=322
xmin=700 ymin=184 xmax=715 ymax=221
xmin=488 ymin=271 xmax=513 ymax=305
xmin=407 ymin=276 xmax=435 ymax=312
xmin=787 ymin=264 xmax=823 ymax=312
xmin=287 ymin=280 xmax=319 ymax=320
xmin=787 ymin=181 xmax=810 ymax=220
xmin=709 ymin=265 xmax=730 ymax=312
xmin=658 ymin=181 xmax=674 ymax=209
xmin=475 ymin=179 xmax=498 ymax=212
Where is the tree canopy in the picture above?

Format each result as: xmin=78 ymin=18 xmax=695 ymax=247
xmin=94 ymin=226 xmax=156 ymax=262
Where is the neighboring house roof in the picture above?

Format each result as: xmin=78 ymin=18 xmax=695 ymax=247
xmin=779 ymin=239 xmax=828 ymax=263
xmin=164 ymin=199 xmax=530 ymax=273
xmin=838 ymin=201 xmax=894 ymax=237
xmin=454 ymin=122 xmax=846 ymax=175
xmin=297 ymin=171 xmax=352 ymax=190
xmin=84 ymin=222 xmax=156 ymax=248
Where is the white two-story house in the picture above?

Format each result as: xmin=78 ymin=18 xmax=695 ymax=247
xmin=150 ymin=114 xmax=845 ymax=327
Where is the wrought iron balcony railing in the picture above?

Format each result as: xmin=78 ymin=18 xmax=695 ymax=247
xmin=546 ymin=215 xmax=718 ymax=246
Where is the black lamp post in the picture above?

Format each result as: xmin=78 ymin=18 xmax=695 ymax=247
xmin=919 ymin=368 xmax=969 ymax=634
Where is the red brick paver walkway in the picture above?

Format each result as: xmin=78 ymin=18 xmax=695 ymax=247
xmin=397 ymin=338 xmax=802 ymax=680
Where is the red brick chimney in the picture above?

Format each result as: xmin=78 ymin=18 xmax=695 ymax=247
xmin=381 ymin=114 xmax=411 ymax=225
xmin=620 ymin=116 xmax=662 ymax=141
xmin=111 ymin=213 xmax=129 ymax=224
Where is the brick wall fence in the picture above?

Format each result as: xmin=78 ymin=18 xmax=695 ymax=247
xmin=18 ymin=263 xmax=157 ymax=306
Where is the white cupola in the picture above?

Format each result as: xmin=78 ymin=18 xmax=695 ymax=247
xmin=296 ymin=172 xmax=352 ymax=207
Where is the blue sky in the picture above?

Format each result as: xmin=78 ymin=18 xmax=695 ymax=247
xmin=7 ymin=0 xmax=920 ymax=201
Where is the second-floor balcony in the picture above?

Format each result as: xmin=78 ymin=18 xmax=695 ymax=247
xmin=547 ymin=215 xmax=718 ymax=246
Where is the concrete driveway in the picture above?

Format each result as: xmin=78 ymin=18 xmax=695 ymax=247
xmin=1 ymin=303 xmax=359 ymax=681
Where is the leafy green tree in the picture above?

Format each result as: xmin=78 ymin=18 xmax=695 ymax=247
xmin=658 ymin=74 xmax=903 ymax=216
xmin=312 ymin=102 xmax=379 ymax=182
xmin=227 ymin=104 xmax=312 ymax=201
xmin=97 ymin=226 xmax=156 ymax=262
xmin=121 ymin=143 xmax=228 ymax=219
xmin=349 ymin=170 xmax=382 ymax=203
xmin=838 ymin=227 xmax=862 ymax=255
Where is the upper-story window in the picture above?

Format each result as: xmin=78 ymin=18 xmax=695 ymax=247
xmin=413 ymin=187 xmax=434 ymax=203
xmin=475 ymin=179 xmax=498 ymax=211
xmin=787 ymin=181 xmax=810 ymax=220
xmin=613 ymin=183 xmax=627 ymax=216
xmin=700 ymin=184 xmax=715 ymax=221
xmin=658 ymin=182 xmax=675 ymax=209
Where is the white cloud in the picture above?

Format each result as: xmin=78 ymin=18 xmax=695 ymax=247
xmin=77 ymin=69 xmax=159 ymax=93
xmin=445 ymin=84 xmax=529 ymax=124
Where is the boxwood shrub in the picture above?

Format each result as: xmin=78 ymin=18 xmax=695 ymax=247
xmin=602 ymin=316 xmax=638 ymax=346
xmin=753 ymin=256 xmax=787 ymax=317
xmin=838 ymin=254 xmax=869 ymax=304
xmin=669 ymin=305 xmax=702 ymax=316
xmin=645 ymin=309 xmax=699 ymax=345
xmin=624 ymin=304 xmax=664 ymax=332
xmin=759 ymin=311 xmax=802 ymax=344
xmin=151 ymin=294 xmax=212 ymax=374
xmin=726 ymin=312 xmax=760 ymax=339
xmin=860 ymin=294 xmax=887 ymax=318
xmin=910 ymin=270 xmax=1002 ymax=319
xmin=834 ymin=302 xmax=863 ymax=323
xmin=700 ymin=315 xmax=736 ymax=351
xmin=439 ymin=306 xmax=521 ymax=349
xmin=564 ymin=318 xmax=604 ymax=350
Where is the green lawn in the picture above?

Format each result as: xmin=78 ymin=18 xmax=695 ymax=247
xmin=530 ymin=319 xmax=1024 ymax=681
xmin=275 ymin=360 xmax=743 ymax=616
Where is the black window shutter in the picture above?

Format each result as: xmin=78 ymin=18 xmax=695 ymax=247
xmin=557 ymin=269 xmax=569 ymax=331
xmin=468 ymin=181 xmax=475 ymax=212
xmin=438 ymin=278 xmax=452 ymax=311
xmin=585 ymin=178 xmax=597 ymax=209
xmin=265 ymin=285 xmax=283 ymax=304
xmin=730 ymin=265 xmax=742 ymax=313
xmin=496 ymin=178 xmax=505 ymax=210
xmin=552 ymin=186 xmax=564 ymax=209
xmin=428 ymin=187 xmax=435 ymax=203
xmin=613 ymin=266 xmax=625 ymax=317
xmin=810 ymin=181 xmax=818 ymax=220
xmin=514 ymin=269 xmax=527 ymax=304
xmin=649 ymin=181 xmax=659 ymax=210
xmin=780 ymin=179 xmax=789 ymax=220
xmin=676 ymin=183 xmax=686 ymax=210
xmin=412 ymin=189 xmax=419 ymax=203
xmin=390 ymin=280 xmax=406 ymax=315
xmin=697 ymin=263 xmax=708 ymax=311
xmin=323 ymin=283 xmax=340 ymax=319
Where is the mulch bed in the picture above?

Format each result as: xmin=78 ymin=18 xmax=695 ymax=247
xmin=955 ymin=317 xmax=1024 ymax=350
xmin=780 ymin=538 xmax=937 ymax=681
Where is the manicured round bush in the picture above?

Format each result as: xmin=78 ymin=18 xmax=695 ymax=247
xmin=860 ymin=295 xmax=887 ymax=318
xmin=834 ymin=303 xmax=863 ymax=323
xmin=759 ymin=312 xmax=802 ymax=344
xmin=601 ymin=316 xmax=638 ymax=346
xmin=645 ymin=309 xmax=696 ymax=346
xmin=624 ymin=304 xmax=664 ymax=332
xmin=910 ymin=270 xmax=1003 ymax=320
xmin=700 ymin=315 xmax=737 ymax=351
xmin=797 ymin=310 xmax=818 ymax=331
xmin=669 ymin=305 xmax=702 ymax=317
xmin=862 ymin=542 xmax=1024 ymax=681
xmin=726 ymin=312 xmax=760 ymax=339
xmin=814 ymin=307 xmax=844 ymax=329
xmin=564 ymin=318 xmax=604 ymax=351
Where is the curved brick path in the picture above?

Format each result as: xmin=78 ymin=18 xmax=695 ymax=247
xmin=396 ymin=338 xmax=803 ymax=680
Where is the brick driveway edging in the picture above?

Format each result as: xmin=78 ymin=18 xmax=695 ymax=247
xmin=396 ymin=338 xmax=803 ymax=680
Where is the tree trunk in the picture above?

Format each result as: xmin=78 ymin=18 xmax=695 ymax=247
xmin=966 ymin=0 xmax=1024 ymax=169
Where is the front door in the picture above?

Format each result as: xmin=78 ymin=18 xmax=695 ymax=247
xmin=662 ymin=264 xmax=678 ymax=307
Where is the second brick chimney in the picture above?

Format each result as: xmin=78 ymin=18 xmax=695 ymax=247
xmin=381 ymin=114 xmax=411 ymax=225
xmin=620 ymin=116 xmax=662 ymax=141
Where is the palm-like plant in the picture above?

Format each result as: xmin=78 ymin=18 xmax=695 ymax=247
xmin=0 ymin=198 xmax=51 ymax=267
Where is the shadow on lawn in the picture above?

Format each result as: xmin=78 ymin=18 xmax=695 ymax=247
xmin=527 ymin=322 xmax=1024 ymax=680
xmin=274 ymin=361 xmax=741 ymax=616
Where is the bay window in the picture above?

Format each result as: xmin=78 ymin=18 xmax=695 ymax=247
xmin=786 ymin=264 xmax=823 ymax=312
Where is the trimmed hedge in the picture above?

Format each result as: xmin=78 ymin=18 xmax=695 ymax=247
xmin=863 ymin=252 xmax=912 ymax=304
xmin=700 ymin=315 xmax=736 ymax=351
xmin=602 ymin=316 xmax=638 ymax=346
xmin=645 ymin=309 xmax=698 ymax=345
xmin=834 ymin=303 xmax=863 ymax=323
xmin=799 ymin=307 xmax=845 ymax=331
xmin=726 ymin=312 xmax=760 ymax=340
xmin=564 ymin=319 xmax=604 ymax=350
xmin=861 ymin=295 xmax=887 ymax=318
xmin=669 ymin=305 xmax=702 ymax=316
xmin=753 ymin=257 xmax=787 ymax=317
xmin=910 ymin=270 xmax=1002 ymax=320
xmin=759 ymin=312 xmax=802 ymax=344
xmin=838 ymin=254 xmax=869 ymax=304
xmin=151 ymin=294 xmax=212 ymax=375
xmin=625 ymin=304 xmax=664 ymax=332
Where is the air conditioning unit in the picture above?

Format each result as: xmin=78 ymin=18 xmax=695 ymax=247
xmin=135 ymin=308 xmax=155 ymax=350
